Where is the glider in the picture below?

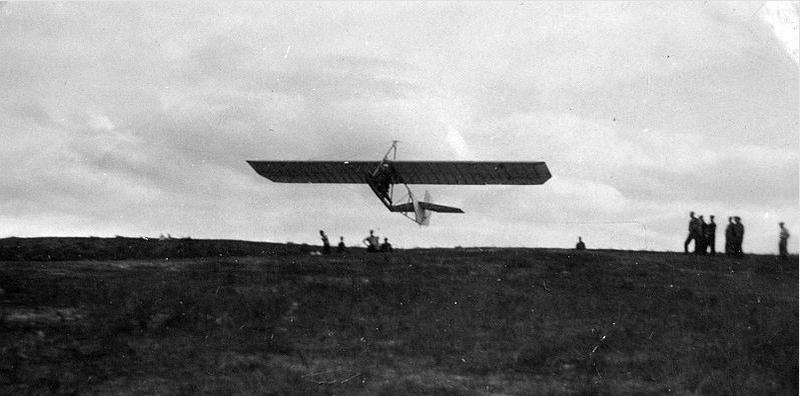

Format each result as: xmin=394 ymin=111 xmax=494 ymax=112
xmin=247 ymin=141 xmax=551 ymax=225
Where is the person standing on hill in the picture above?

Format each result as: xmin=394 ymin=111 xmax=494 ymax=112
xmin=733 ymin=217 xmax=745 ymax=256
xmin=705 ymin=215 xmax=717 ymax=256
xmin=684 ymin=211 xmax=701 ymax=254
xmin=725 ymin=217 xmax=735 ymax=255
xmin=363 ymin=230 xmax=380 ymax=252
xmin=575 ymin=236 xmax=586 ymax=250
xmin=380 ymin=237 xmax=393 ymax=252
xmin=319 ymin=230 xmax=330 ymax=255
xmin=337 ymin=236 xmax=347 ymax=254
xmin=779 ymin=222 xmax=790 ymax=260
xmin=695 ymin=215 xmax=707 ymax=255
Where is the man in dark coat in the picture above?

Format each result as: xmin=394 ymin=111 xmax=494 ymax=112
xmin=695 ymin=215 xmax=707 ymax=255
xmin=337 ymin=236 xmax=347 ymax=254
xmin=575 ymin=236 xmax=586 ymax=250
xmin=704 ymin=215 xmax=717 ymax=256
xmin=320 ymin=230 xmax=330 ymax=255
xmin=733 ymin=217 xmax=745 ymax=257
xmin=725 ymin=217 xmax=735 ymax=255
xmin=779 ymin=222 xmax=790 ymax=261
xmin=684 ymin=211 xmax=701 ymax=254
xmin=380 ymin=238 xmax=393 ymax=252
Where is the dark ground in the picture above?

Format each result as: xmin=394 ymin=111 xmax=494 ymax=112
xmin=0 ymin=238 xmax=797 ymax=395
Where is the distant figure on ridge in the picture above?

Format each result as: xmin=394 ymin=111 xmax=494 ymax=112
xmin=320 ymin=230 xmax=330 ymax=255
xmin=380 ymin=237 xmax=393 ymax=252
xmin=779 ymin=222 xmax=790 ymax=261
xmin=337 ymin=236 xmax=347 ymax=254
xmin=575 ymin=236 xmax=586 ymax=250
xmin=725 ymin=217 xmax=735 ymax=255
xmin=684 ymin=211 xmax=702 ymax=254
xmin=733 ymin=217 xmax=745 ymax=257
xmin=363 ymin=230 xmax=380 ymax=252
xmin=695 ymin=215 xmax=707 ymax=255
xmin=704 ymin=215 xmax=717 ymax=256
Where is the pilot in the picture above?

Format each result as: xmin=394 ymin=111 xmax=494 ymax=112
xmin=378 ymin=179 xmax=390 ymax=199
xmin=380 ymin=237 xmax=393 ymax=252
xmin=376 ymin=166 xmax=392 ymax=198
xmin=363 ymin=230 xmax=380 ymax=252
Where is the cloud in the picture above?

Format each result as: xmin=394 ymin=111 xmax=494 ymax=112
xmin=443 ymin=123 xmax=473 ymax=160
xmin=759 ymin=1 xmax=799 ymax=64
xmin=89 ymin=115 xmax=115 ymax=132
xmin=187 ymin=35 xmax=417 ymax=103
xmin=1 ymin=100 xmax=54 ymax=127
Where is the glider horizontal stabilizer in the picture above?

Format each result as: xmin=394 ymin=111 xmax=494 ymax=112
xmin=390 ymin=202 xmax=464 ymax=213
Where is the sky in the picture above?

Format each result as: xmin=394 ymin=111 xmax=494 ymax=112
xmin=0 ymin=2 xmax=797 ymax=253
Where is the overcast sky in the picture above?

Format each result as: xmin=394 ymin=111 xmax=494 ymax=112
xmin=1 ymin=2 xmax=797 ymax=253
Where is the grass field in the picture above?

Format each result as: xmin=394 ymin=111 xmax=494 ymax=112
xmin=0 ymin=238 xmax=797 ymax=394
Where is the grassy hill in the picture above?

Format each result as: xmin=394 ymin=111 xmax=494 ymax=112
xmin=0 ymin=238 xmax=797 ymax=394
xmin=0 ymin=236 xmax=319 ymax=261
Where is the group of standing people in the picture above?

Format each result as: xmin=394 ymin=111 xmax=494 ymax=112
xmin=722 ymin=216 xmax=746 ymax=256
xmin=361 ymin=229 xmax=393 ymax=253
xmin=684 ymin=212 xmax=723 ymax=255
xmin=318 ymin=230 xmax=345 ymax=255
xmin=684 ymin=212 xmax=791 ymax=259
xmin=684 ymin=211 xmax=744 ymax=256
xmin=318 ymin=229 xmax=393 ymax=255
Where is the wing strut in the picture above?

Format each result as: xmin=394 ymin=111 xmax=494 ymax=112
xmin=366 ymin=140 xmax=400 ymax=210
xmin=367 ymin=141 xmax=463 ymax=225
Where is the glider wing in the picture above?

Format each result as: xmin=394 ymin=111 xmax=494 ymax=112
xmin=391 ymin=161 xmax=551 ymax=185
xmin=246 ymin=161 xmax=378 ymax=183
xmin=247 ymin=160 xmax=551 ymax=185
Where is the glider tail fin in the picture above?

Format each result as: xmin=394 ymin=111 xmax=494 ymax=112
xmin=419 ymin=191 xmax=432 ymax=226
xmin=411 ymin=190 xmax=429 ymax=226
